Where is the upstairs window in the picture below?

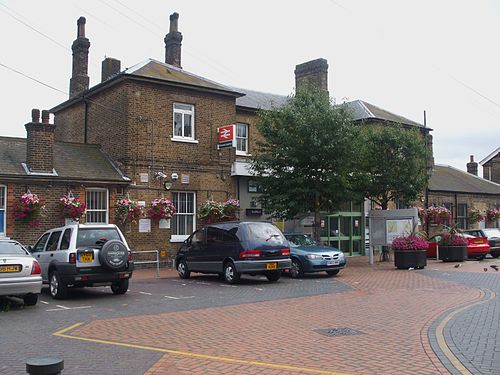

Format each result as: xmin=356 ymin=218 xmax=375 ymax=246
xmin=173 ymin=103 xmax=195 ymax=141
xmin=236 ymin=123 xmax=248 ymax=155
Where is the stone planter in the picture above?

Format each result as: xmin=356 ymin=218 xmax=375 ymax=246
xmin=438 ymin=245 xmax=467 ymax=262
xmin=394 ymin=249 xmax=427 ymax=269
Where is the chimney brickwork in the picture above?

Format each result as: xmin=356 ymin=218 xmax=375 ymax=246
xmin=467 ymin=155 xmax=478 ymax=176
xmin=164 ymin=12 xmax=183 ymax=68
xmin=101 ymin=57 xmax=121 ymax=82
xmin=295 ymin=58 xmax=329 ymax=94
xmin=69 ymin=17 xmax=90 ymax=98
xmin=25 ymin=109 xmax=55 ymax=173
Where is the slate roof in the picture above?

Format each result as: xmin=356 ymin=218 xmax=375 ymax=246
xmin=344 ymin=100 xmax=424 ymax=128
xmin=428 ymin=164 xmax=500 ymax=194
xmin=0 ymin=137 xmax=128 ymax=183
xmin=480 ymin=147 xmax=500 ymax=165
xmin=234 ymin=88 xmax=288 ymax=110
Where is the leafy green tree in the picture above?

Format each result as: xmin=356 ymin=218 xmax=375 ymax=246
xmin=251 ymin=88 xmax=358 ymax=241
xmin=353 ymin=123 xmax=430 ymax=210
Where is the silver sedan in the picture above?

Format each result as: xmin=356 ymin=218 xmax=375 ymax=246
xmin=0 ymin=239 xmax=42 ymax=306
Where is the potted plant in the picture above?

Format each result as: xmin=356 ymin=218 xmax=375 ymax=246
xmin=199 ymin=199 xmax=240 ymax=224
xmin=392 ymin=233 xmax=429 ymax=269
xmin=468 ymin=208 xmax=485 ymax=225
xmin=114 ymin=198 xmax=144 ymax=225
xmin=425 ymin=206 xmax=452 ymax=226
xmin=438 ymin=227 xmax=467 ymax=262
xmin=59 ymin=194 xmax=86 ymax=222
xmin=12 ymin=192 xmax=45 ymax=227
xmin=486 ymin=208 xmax=500 ymax=223
xmin=148 ymin=197 xmax=176 ymax=221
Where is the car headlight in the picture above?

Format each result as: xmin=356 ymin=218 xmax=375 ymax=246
xmin=305 ymin=254 xmax=322 ymax=260
xmin=338 ymin=252 xmax=345 ymax=259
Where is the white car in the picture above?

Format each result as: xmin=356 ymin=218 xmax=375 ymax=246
xmin=0 ymin=239 xmax=42 ymax=306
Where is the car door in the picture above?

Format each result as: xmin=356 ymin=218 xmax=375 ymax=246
xmin=43 ymin=231 xmax=63 ymax=273
xmin=185 ymin=230 xmax=206 ymax=272
xmin=31 ymin=232 xmax=51 ymax=281
xmin=205 ymin=226 xmax=229 ymax=273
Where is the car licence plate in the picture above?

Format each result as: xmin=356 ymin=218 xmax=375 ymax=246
xmin=0 ymin=265 xmax=21 ymax=273
xmin=266 ymin=262 xmax=277 ymax=270
xmin=79 ymin=252 xmax=94 ymax=263
xmin=327 ymin=260 xmax=340 ymax=266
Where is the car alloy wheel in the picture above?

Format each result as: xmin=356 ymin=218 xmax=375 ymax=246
xmin=224 ymin=262 xmax=240 ymax=284
xmin=290 ymin=258 xmax=303 ymax=278
xmin=50 ymin=273 xmax=59 ymax=297
xmin=49 ymin=271 xmax=68 ymax=299
xmin=177 ymin=259 xmax=190 ymax=279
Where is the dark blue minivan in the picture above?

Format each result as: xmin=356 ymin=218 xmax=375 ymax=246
xmin=175 ymin=222 xmax=292 ymax=284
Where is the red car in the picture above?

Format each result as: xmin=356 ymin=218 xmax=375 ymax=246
xmin=427 ymin=234 xmax=490 ymax=259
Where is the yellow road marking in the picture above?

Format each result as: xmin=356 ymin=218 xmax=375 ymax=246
xmin=435 ymin=289 xmax=496 ymax=375
xmin=54 ymin=323 xmax=350 ymax=375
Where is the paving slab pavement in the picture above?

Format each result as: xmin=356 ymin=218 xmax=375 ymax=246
xmin=54 ymin=257 xmax=499 ymax=374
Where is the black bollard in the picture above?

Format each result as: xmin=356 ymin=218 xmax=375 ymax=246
xmin=26 ymin=357 xmax=64 ymax=375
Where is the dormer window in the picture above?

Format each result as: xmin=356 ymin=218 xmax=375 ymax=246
xmin=172 ymin=103 xmax=195 ymax=142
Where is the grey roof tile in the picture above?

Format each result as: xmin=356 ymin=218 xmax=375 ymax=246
xmin=429 ymin=164 xmax=500 ymax=194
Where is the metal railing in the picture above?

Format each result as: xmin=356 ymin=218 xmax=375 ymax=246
xmin=131 ymin=250 xmax=160 ymax=277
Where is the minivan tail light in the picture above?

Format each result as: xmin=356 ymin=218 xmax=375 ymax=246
xmin=280 ymin=248 xmax=290 ymax=256
xmin=31 ymin=260 xmax=41 ymax=275
xmin=240 ymin=250 xmax=262 ymax=258
xmin=69 ymin=253 xmax=76 ymax=264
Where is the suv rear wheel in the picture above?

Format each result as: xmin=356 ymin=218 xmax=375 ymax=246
xmin=223 ymin=262 xmax=240 ymax=284
xmin=111 ymin=279 xmax=129 ymax=295
xmin=265 ymin=271 xmax=281 ymax=282
xmin=49 ymin=271 xmax=68 ymax=299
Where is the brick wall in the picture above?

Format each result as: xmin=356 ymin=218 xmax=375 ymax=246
xmin=482 ymin=154 xmax=500 ymax=184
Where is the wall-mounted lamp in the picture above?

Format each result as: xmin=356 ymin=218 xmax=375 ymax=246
xmin=163 ymin=181 xmax=172 ymax=190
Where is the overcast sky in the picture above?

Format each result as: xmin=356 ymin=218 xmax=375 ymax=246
xmin=1 ymin=0 xmax=499 ymax=173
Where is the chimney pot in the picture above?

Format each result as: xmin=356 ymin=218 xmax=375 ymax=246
xmin=41 ymin=110 xmax=50 ymax=124
xmin=77 ymin=16 xmax=86 ymax=38
xmin=470 ymin=155 xmax=474 ymax=162
xmin=164 ymin=12 xmax=183 ymax=68
xmin=31 ymin=109 xmax=40 ymax=123
xmin=467 ymin=155 xmax=478 ymax=176
xmin=69 ymin=16 xmax=91 ymax=98
xmin=169 ymin=12 xmax=179 ymax=32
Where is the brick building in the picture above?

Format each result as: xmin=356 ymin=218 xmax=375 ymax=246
xmin=480 ymin=147 xmax=500 ymax=184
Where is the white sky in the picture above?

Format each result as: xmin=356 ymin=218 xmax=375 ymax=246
xmin=1 ymin=0 xmax=499 ymax=173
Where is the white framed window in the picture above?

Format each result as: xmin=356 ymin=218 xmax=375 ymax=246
xmin=171 ymin=191 xmax=196 ymax=242
xmin=236 ymin=123 xmax=248 ymax=155
xmin=0 ymin=185 xmax=6 ymax=236
xmin=172 ymin=103 xmax=196 ymax=142
xmin=85 ymin=188 xmax=109 ymax=224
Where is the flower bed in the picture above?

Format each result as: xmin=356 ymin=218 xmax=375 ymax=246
xmin=12 ymin=192 xmax=45 ymax=227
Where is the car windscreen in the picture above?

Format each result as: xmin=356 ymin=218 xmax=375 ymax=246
xmin=244 ymin=223 xmax=287 ymax=245
xmin=0 ymin=241 xmax=28 ymax=255
xmin=286 ymin=234 xmax=316 ymax=246
xmin=76 ymin=228 xmax=122 ymax=248
xmin=483 ymin=229 xmax=500 ymax=238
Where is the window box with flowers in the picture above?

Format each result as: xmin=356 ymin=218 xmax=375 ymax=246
xmin=426 ymin=206 xmax=452 ymax=226
xmin=59 ymin=194 xmax=86 ymax=223
xmin=199 ymin=199 xmax=240 ymax=224
xmin=486 ymin=208 xmax=500 ymax=223
xmin=12 ymin=192 xmax=45 ymax=227
xmin=114 ymin=198 xmax=144 ymax=225
xmin=148 ymin=197 xmax=176 ymax=221
xmin=392 ymin=234 xmax=429 ymax=269
xmin=438 ymin=229 xmax=468 ymax=262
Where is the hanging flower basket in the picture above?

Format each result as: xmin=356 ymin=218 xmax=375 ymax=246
xmin=425 ymin=206 xmax=451 ymax=225
xmin=468 ymin=208 xmax=485 ymax=225
xmin=12 ymin=192 xmax=45 ymax=227
xmin=486 ymin=208 xmax=500 ymax=222
xmin=148 ymin=197 xmax=176 ymax=221
xmin=114 ymin=198 xmax=144 ymax=225
xmin=199 ymin=199 xmax=240 ymax=224
xmin=416 ymin=207 xmax=427 ymax=224
xmin=59 ymin=194 xmax=86 ymax=221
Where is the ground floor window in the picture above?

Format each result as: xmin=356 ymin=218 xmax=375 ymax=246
xmin=85 ymin=188 xmax=108 ymax=224
xmin=171 ymin=192 xmax=195 ymax=242
xmin=0 ymin=185 xmax=5 ymax=236
xmin=457 ymin=203 xmax=468 ymax=229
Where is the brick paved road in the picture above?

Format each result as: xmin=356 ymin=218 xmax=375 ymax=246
xmin=2 ymin=257 xmax=498 ymax=374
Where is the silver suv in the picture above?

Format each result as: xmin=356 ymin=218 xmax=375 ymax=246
xmin=29 ymin=223 xmax=133 ymax=299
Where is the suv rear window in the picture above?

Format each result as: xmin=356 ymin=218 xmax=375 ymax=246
xmin=76 ymin=228 xmax=122 ymax=248
xmin=244 ymin=223 xmax=287 ymax=245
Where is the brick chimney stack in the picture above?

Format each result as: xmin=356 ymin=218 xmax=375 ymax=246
xmin=467 ymin=155 xmax=478 ymax=176
xmin=25 ymin=109 xmax=55 ymax=173
xmin=295 ymin=58 xmax=329 ymax=95
xmin=69 ymin=17 xmax=91 ymax=98
xmin=164 ymin=12 xmax=183 ymax=68
xmin=101 ymin=57 xmax=121 ymax=82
